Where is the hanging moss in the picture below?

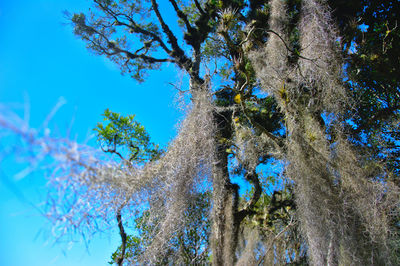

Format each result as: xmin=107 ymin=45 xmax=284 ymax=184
xmin=249 ymin=0 xmax=399 ymax=264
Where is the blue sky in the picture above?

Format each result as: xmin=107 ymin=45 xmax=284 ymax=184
xmin=0 ymin=1 xmax=181 ymax=265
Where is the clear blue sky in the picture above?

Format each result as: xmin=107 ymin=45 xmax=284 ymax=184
xmin=0 ymin=0 xmax=181 ymax=265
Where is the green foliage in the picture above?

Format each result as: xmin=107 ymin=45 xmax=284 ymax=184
xmin=69 ymin=0 xmax=164 ymax=82
xmin=109 ymin=235 xmax=140 ymax=265
xmin=334 ymin=0 xmax=400 ymax=178
xmin=243 ymin=96 xmax=283 ymax=135
xmin=109 ymin=192 xmax=211 ymax=265
xmin=68 ymin=0 xmax=400 ymax=264
xmin=94 ymin=108 xmax=162 ymax=162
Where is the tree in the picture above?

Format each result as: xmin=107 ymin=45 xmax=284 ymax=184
xmin=341 ymin=0 xmax=400 ymax=180
xmin=1 ymin=0 xmax=399 ymax=265
xmin=109 ymin=191 xmax=211 ymax=265
xmin=94 ymin=108 xmax=163 ymax=163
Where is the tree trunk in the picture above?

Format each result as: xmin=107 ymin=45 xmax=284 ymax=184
xmin=211 ymin=110 xmax=240 ymax=265
xmin=211 ymin=146 xmax=239 ymax=265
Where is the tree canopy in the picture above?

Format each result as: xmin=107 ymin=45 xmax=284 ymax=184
xmin=1 ymin=0 xmax=399 ymax=265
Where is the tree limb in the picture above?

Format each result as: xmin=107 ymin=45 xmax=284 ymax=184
xmin=150 ymin=0 xmax=192 ymax=70
xmin=94 ymin=0 xmax=172 ymax=55
xmin=244 ymin=26 xmax=317 ymax=62
xmin=100 ymin=135 xmax=126 ymax=161
xmin=353 ymin=104 xmax=400 ymax=134
xmin=106 ymin=43 xmax=175 ymax=64
xmin=240 ymin=100 xmax=284 ymax=148
xmin=236 ymin=170 xmax=262 ymax=223
xmin=194 ymin=0 xmax=205 ymax=15
xmin=116 ymin=205 xmax=127 ymax=266
xmin=169 ymin=0 xmax=193 ymax=33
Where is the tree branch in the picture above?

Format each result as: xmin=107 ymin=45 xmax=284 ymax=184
xmin=353 ymin=104 xmax=400 ymax=134
xmin=94 ymin=0 xmax=172 ymax=55
xmin=116 ymin=205 xmax=127 ymax=266
xmin=194 ymin=0 xmax=205 ymax=15
xmin=107 ymin=45 xmax=175 ymax=64
xmin=150 ymin=0 xmax=192 ymax=70
xmin=168 ymin=0 xmax=193 ymax=33
xmin=99 ymin=135 xmax=126 ymax=161
xmin=245 ymin=26 xmax=317 ymax=62
xmin=239 ymin=100 xmax=284 ymax=148
xmin=236 ymin=170 xmax=262 ymax=222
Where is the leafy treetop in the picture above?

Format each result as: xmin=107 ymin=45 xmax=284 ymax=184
xmin=94 ymin=108 xmax=162 ymax=163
